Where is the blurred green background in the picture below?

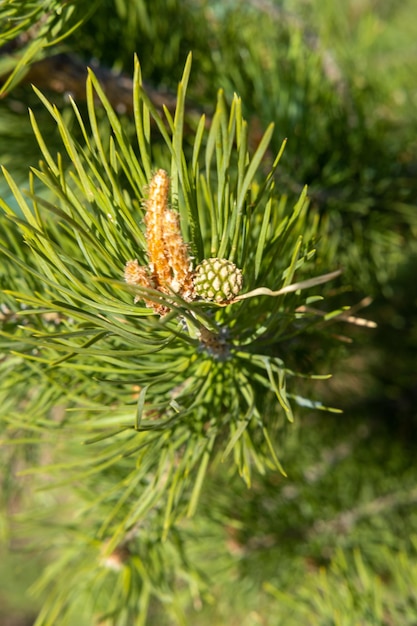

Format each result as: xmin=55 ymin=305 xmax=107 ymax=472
xmin=1 ymin=0 xmax=417 ymax=624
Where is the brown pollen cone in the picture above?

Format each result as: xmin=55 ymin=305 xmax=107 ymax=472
xmin=144 ymin=169 xmax=171 ymax=289
xmin=124 ymin=259 xmax=169 ymax=315
xmin=162 ymin=209 xmax=194 ymax=300
xmin=125 ymin=169 xmax=194 ymax=315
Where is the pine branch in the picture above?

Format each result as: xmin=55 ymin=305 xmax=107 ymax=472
xmin=0 ymin=53 xmax=345 ymax=625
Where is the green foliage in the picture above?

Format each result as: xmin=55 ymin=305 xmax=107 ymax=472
xmin=197 ymin=0 xmax=417 ymax=292
xmin=265 ymin=546 xmax=417 ymax=625
xmin=1 ymin=1 xmax=416 ymax=624
xmin=68 ymin=0 xmax=201 ymax=79
xmin=0 ymin=53 xmax=345 ymax=624
xmin=3 ymin=0 xmax=416 ymax=290
xmin=0 ymin=0 xmax=100 ymax=95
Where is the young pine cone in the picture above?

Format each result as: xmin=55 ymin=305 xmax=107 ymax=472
xmin=194 ymin=258 xmax=243 ymax=304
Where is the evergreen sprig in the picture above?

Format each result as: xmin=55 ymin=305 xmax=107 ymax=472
xmin=0 ymin=54 xmax=344 ymax=624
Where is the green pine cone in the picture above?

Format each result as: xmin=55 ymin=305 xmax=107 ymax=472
xmin=194 ymin=257 xmax=243 ymax=304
